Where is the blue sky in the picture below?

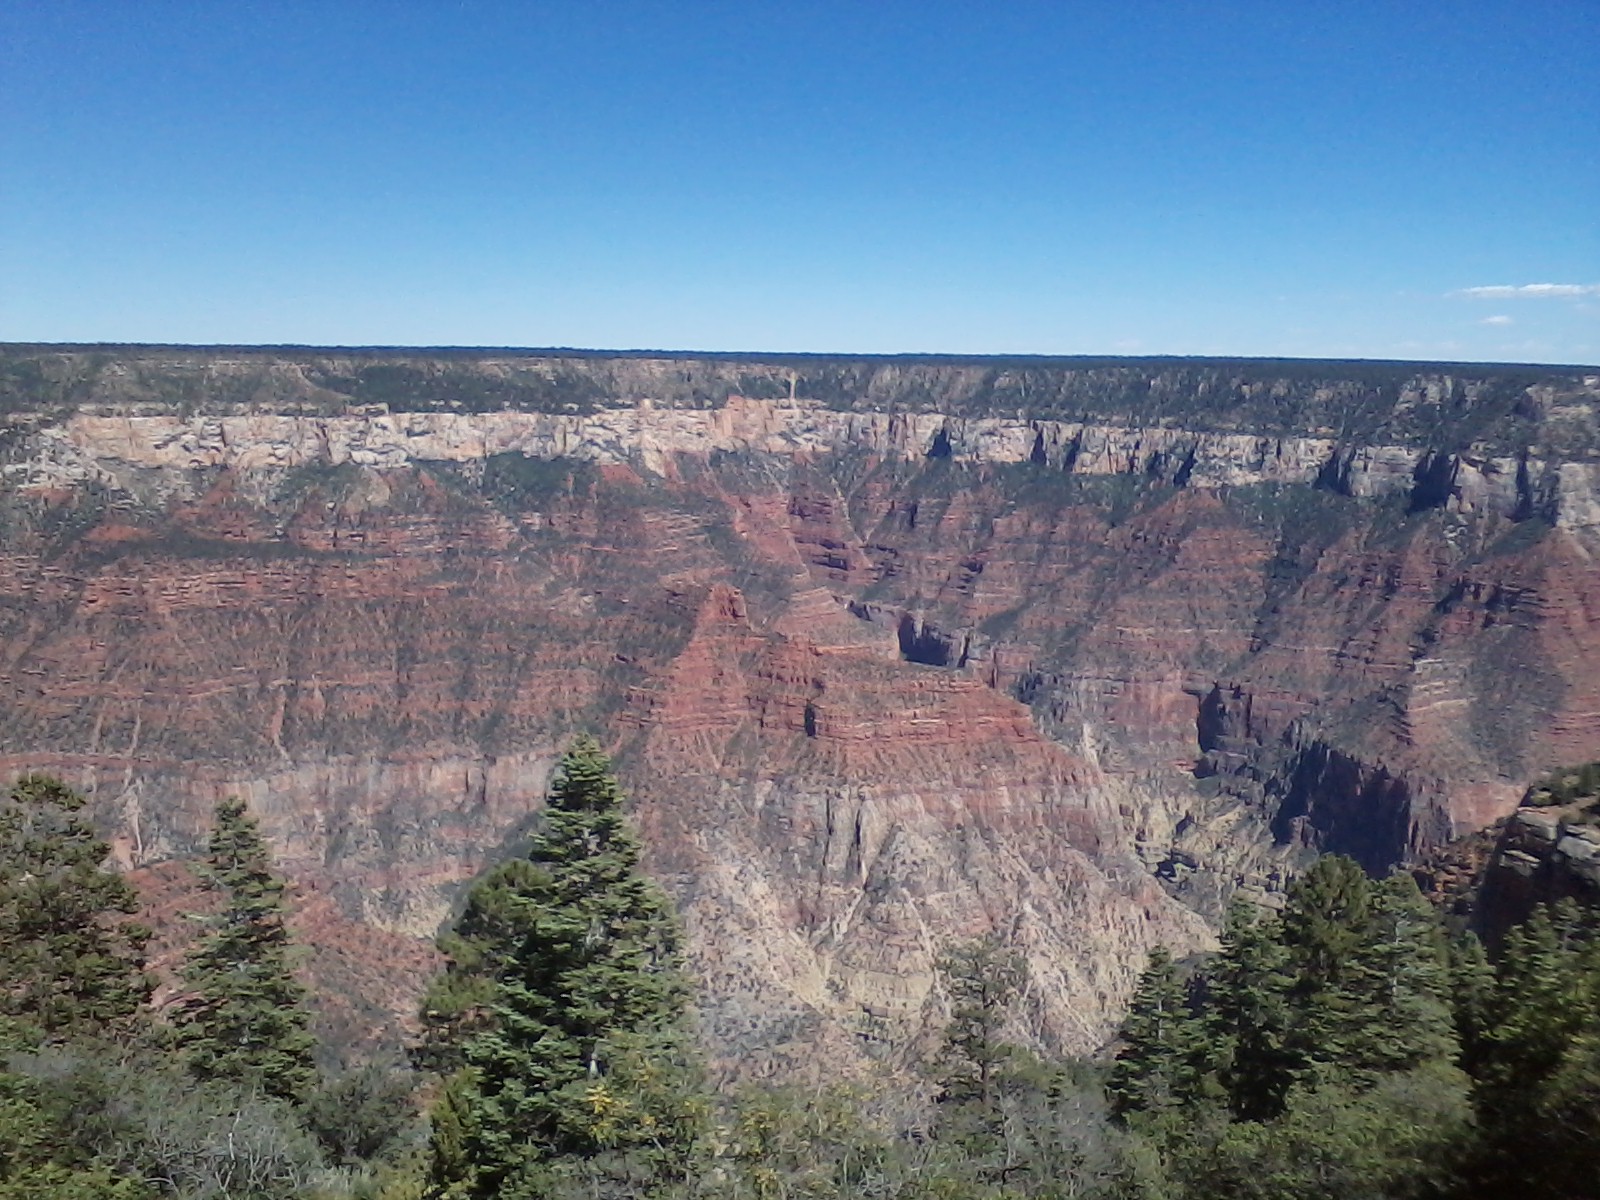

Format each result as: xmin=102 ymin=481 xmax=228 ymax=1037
xmin=2 ymin=1 xmax=1596 ymax=362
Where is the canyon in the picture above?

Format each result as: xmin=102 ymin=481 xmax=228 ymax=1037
xmin=2 ymin=347 xmax=1598 ymax=1071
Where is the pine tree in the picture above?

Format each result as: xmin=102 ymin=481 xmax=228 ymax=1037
xmin=932 ymin=935 xmax=1027 ymax=1155
xmin=428 ymin=736 xmax=701 ymax=1200
xmin=1207 ymin=901 xmax=1296 ymax=1122
xmin=1448 ymin=931 xmax=1496 ymax=1078
xmin=1108 ymin=946 xmax=1209 ymax=1118
xmin=0 ymin=774 xmax=150 ymax=1039
xmin=1342 ymin=872 xmax=1457 ymax=1078
xmin=1457 ymin=901 xmax=1600 ymax=1198
xmin=1280 ymin=856 xmax=1373 ymax=981
xmin=1520 ymin=1027 xmax=1600 ymax=1200
xmin=427 ymin=1070 xmax=478 ymax=1198
xmin=418 ymin=856 xmax=553 ymax=1074
xmin=1474 ymin=901 xmax=1594 ymax=1118
xmin=0 ymin=1067 xmax=153 ymax=1199
xmin=1279 ymin=854 xmax=1373 ymax=1080
xmin=174 ymin=798 xmax=316 ymax=1105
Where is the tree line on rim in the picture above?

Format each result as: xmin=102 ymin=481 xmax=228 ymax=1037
xmin=2 ymin=742 xmax=1598 ymax=1199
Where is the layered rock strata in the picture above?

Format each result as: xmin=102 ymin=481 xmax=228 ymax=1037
xmin=1 ymin=347 xmax=1597 ymax=1067
xmin=15 ymin=401 xmax=1600 ymax=533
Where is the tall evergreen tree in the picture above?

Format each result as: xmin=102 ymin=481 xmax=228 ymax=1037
xmin=173 ymin=798 xmax=316 ymax=1105
xmin=428 ymin=736 xmax=701 ymax=1200
xmin=1518 ymin=1028 xmax=1600 ymax=1200
xmin=1279 ymin=854 xmax=1374 ymax=1081
xmin=932 ymin=935 xmax=1027 ymax=1156
xmin=1344 ymin=872 xmax=1456 ymax=1077
xmin=1108 ymin=946 xmax=1209 ymax=1118
xmin=1207 ymin=901 xmax=1295 ymax=1122
xmin=1455 ymin=901 xmax=1600 ymax=1198
xmin=1473 ymin=900 xmax=1595 ymax=1120
xmin=1280 ymin=856 xmax=1373 ymax=988
xmin=0 ymin=774 xmax=150 ymax=1039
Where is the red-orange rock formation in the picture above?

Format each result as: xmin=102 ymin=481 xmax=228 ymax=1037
xmin=1 ymin=347 xmax=1597 ymax=1069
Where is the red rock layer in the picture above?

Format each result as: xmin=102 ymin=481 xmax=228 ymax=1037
xmin=0 ymin=449 xmax=1595 ymax=1067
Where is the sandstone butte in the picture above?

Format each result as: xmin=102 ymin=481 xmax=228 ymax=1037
xmin=1 ymin=346 xmax=1597 ymax=1073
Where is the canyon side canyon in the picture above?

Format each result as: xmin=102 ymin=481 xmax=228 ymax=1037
xmin=2 ymin=347 xmax=1597 ymax=1072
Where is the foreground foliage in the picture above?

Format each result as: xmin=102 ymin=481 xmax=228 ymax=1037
xmin=1110 ymin=857 xmax=1600 ymax=1200
xmin=4 ymin=762 xmax=1599 ymax=1199
xmin=0 ymin=781 xmax=417 ymax=1199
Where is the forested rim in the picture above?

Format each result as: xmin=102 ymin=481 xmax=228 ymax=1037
xmin=2 ymin=752 xmax=1598 ymax=1200
xmin=2 ymin=345 xmax=1592 ymax=448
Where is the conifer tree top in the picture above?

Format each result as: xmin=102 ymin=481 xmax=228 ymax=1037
xmin=546 ymin=735 xmax=625 ymax=814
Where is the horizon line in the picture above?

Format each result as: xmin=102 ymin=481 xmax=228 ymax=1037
xmin=3 ymin=342 xmax=1596 ymax=374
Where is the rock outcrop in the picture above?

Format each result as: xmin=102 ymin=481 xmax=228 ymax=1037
xmin=16 ymin=396 xmax=1600 ymax=534
xmin=1 ymin=346 xmax=1597 ymax=1068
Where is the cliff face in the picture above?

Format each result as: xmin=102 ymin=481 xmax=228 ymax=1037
xmin=2 ymin=347 xmax=1597 ymax=1068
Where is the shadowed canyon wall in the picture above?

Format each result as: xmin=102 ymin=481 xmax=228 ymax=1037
xmin=2 ymin=347 xmax=1597 ymax=1068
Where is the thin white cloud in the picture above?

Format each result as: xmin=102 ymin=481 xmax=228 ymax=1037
xmin=1455 ymin=283 xmax=1600 ymax=299
xmin=1480 ymin=314 xmax=1514 ymax=326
